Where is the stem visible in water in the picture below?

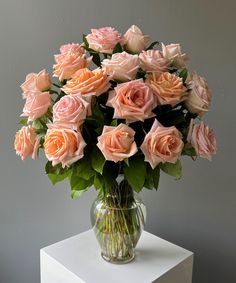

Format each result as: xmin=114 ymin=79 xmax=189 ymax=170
xmin=92 ymin=180 xmax=145 ymax=263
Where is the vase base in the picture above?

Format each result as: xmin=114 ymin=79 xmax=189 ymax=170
xmin=101 ymin=252 xmax=135 ymax=264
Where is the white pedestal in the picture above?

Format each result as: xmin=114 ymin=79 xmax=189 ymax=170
xmin=40 ymin=230 xmax=193 ymax=283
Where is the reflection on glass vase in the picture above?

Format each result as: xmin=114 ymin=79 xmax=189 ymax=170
xmin=90 ymin=179 xmax=146 ymax=264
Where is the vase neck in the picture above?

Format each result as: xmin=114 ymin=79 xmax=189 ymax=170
xmin=103 ymin=179 xmax=135 ymax=208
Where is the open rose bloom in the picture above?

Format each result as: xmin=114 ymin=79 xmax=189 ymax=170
xmin=15 ymin=25 xmax=216 ymax=195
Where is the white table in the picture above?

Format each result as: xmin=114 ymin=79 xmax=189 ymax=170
xmin=40 ymin=230 xmax=193 ymax=283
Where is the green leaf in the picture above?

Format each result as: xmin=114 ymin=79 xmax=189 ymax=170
xmin=103 ymin=161 xmax=119 ymax=181
xmin=71 ymin=189 xmax=86 ymax=200
xmin=124 ymin=158 xmax=129 ymax=166
xmin=48 ymin=172 xmax=69 ymax=185
xmin=32 ymin=119 xmax=44 ymax=129
xmin=110 ymin=119 xmax=118 ymax=126
xmin=145 ymin=41 xmax=159 ymax=50
xmin=45 ymin=161 xmax=61 ymax=174
xmin=91 ymin=53 xmax=101 ymax=67
xmin=112 ymin=43 xmax=123 ymax=54
xmin=92 ymin=102 xmax=104 ymax=123
xmin=179 ymin=68 xmax=188 ymax=83
xmin=136 ymin=68 xmax=146 ymax=79
xmin=182 ymin=143 xmax=197 ymax=157
xmin=45 ymin=162 xmax=71 ymax=185
xmin=73 ymin=157 xmax=95 ymax=180
xmin=55 ymin=91 xmax=66 ymax=103
xmin=19 ymin=119 xmax=28 ymax=125
xmin=124 ymin=156 xmax=146 ymax=192
xmin=49 ymin=89 xmax=58 ymax=95
xmin=93 ymin=162 xmax=119 ymax=197
xmin=160 ymin=160 xmax=182 ymax=179
xmin=153 ymin=166 xmax=160 ymax=189
xmin=82 ymin=34 xmax=89 ymax=48
xmin=94 ymin=173 xmax=105 ymax=191
xmin=144 ymin=165 xmax=160 ymax=190
xmin=70 ymin=173 xmax=93 ymax=190
xmin=91 ymin=147 xmax=106 ymax=174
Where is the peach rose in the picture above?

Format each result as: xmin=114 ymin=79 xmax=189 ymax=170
xmin=21 ymin=91 xmax=51 ymax=120
xmin=53 ymin=43 xmax=91 ymax=81
xmin=161 ymin=43 xmax=187 ymax=68
xmin=102 ymin=51 xmax=139 ymax=81
xmin=21 ymin=69 xmax=51 ymax=99
xmin=44 ymin=127 xmax=86 ymax=167
xmin=53 ymin=95 xmax=89 ymax=130
xmin=185 ymin=72 xmax=212 ymax=116
xmin=139 ymin=50 xmax=169 ymax=72
xmin=124 ymin=25 xmax=149 ymax=53
xmin=97 ymin=123 xmax=137 ymax=162
xmin=14 ymin=126 xmax=39 ymax=160
xmin=146 ymin=72 xmax=187 ymax=106
xmin=141 ymin=120 xmax=184 ymax=169
xmin=62 ymin=68 xmax=110 ymax=97
xmin=107 ymin=79 xmax=157 ymax=123
xmin=86 ymin=27 xmax=124 ymax=54
xmin=187 ymin=119 xmax=217 ymax=160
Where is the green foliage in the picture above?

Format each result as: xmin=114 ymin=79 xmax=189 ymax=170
xmin=70 ymin=173 xmax=93 ymax=190
xmin=71 ymin=189 xmax=86 ymax=200
xmin=144 ymin=165 xmax=160 ymax=190
xmin=91 ymin=147 xmax=106 ymax=174
xmin=145 ymin=41 xmax=159 ymax=50
xmin=112 ymin=43 xmax=123 ymax=54
xmin=124 ymin=156 xmax=146 ymax=192
xmin=182 ymin=143 xmax=197 ymax=157
xmin=91 ymin=53 xmax=101 ymax=67
xmin=19 ymin=119 xmax=28 ymax=125
xmin=73 ymin=156 xmax=95 ymax=180
xmin=82 ymin=34 xmax=89 ymax=48
xmin=179 ymin=68 xmax=188 ymax=83
xmin=48 ymin=172 xmax=70 ymax=185
xmin=94 ymin=172 xmax=105 ymax=191
xmin=160 ymin=160 xmax=182 ymax=179
xmin=45 ymin=161 xmax=71 ymax=185
xmin=136 ymin=68 xmax=146 ymax=79
xmin=94 ymin=162 xmax=119 ymax=197
xmin=55 ymin=91 xmax=66 ymax=103
xmin=110 ymin=119 xmax=118 ymax=126
xmin=154 ymin=107 xmax=186 ymax=128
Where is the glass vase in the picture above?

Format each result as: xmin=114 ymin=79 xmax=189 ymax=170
xmin=90 ymin=179 xmax=146 ymax=264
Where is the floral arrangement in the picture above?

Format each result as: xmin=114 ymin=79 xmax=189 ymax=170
xmin=14 ymin=25 xmax=217 ymax=198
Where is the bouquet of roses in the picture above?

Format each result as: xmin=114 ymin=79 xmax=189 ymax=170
xmin=15 ymin=25 xmax=217 ymax=198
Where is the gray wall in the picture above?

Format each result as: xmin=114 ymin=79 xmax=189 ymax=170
xmin=0 ymin=0 xmax=235 ymax=282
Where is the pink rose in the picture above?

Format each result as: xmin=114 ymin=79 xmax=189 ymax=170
xmin=187 ymin=119 xmax=217 ymax=160
xmin=124 ymin=25 xmax=149 ymax=53
xmin=52 ymin=95 xmax=89 ymax=130
xmin=21 ymin=69 xmax=51 ymax=99
xmin=107 ymin=79 xmax=157 ymax=123
xmin=161 ymin=43 xmax=187 ymax=68
xmin=21 ymin=91 xmax=51 ymax=120
xmin=44 ymin=127 xmax=86 ymax=167
xmin=139 ymin=50 xmax=169 ymax=72
xmin=102 ymin=51 xmax=139 ymax=81
xmin=97 ymin=124 xmax=138 ymax=162
xmin=141 ymin=120 xmax=184 ymax=169
xmin=53 ymin=43 xmax=91 ymax=81
xmin=86 ymin=27 xmax=124 ymax=54
xmin=14 ymin=126 xmax=39 ymax=160
xmin=185 ymin=72 xmax=212 ymax=116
